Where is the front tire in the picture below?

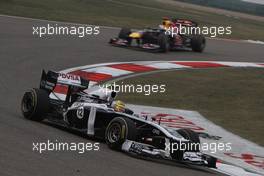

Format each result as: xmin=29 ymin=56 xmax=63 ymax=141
xmin=105 ymin=117 xmax=136 ymax=150
xmin=191 ymin=35 xmax=206 ymax=52
xmin=171 ymin=128 xmax=201 ymax=160
xmin=21 ymin=88 xmax=49 ymax=121
xmin=118 ymin=28 xmax=132 ymax=45
xmin=203 ymin=154 xmax=217 ymax=168
xmin=157 ymin=33 xmax=170 ymax=53
xmin=177 ymin=128 xmax=200 ymax=146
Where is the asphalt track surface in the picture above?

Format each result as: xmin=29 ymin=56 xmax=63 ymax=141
xmin=0 ymin=15 xmax=263 ymax=176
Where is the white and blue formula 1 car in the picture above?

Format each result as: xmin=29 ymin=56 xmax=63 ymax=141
xmin=21 ymin=70 xmax=216 ymax=168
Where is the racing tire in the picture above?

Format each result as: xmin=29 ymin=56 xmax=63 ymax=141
xmin=191 ymin=35 xmax=206 ymax=52
xmin=203 ymin=154 xmax=217 ymax=168
xmin=177 ymin=128 xmax=200 ymax=151
xmin=141 ymin=32 xmax=154 ymax=44
xmin=171 ymin=128 xmax=200 ymax=160
xmin=118 ymin=28 xmax=132 ymax=45
xmin=105 ymin=117 xmax=137 ymax=150
xmin=21 ymin=88 xmax=49 ymax=121
xmin=157 ymin=33 xmax=170 ymax=53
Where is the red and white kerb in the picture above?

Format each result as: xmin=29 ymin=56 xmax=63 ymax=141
xmin=51 ymin=61 xmax=264 ymax=100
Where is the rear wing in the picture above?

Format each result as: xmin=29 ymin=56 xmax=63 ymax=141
xmin=39 ymin=70 xmax=89 ymax=92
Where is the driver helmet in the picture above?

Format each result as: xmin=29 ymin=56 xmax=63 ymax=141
xmin=111 ymin=100 xmax=126 ymax=112
xmin=162 ymin=17 xmax=173 ymax=29
xmin=85 ymin=86 xmax=117 ymax=103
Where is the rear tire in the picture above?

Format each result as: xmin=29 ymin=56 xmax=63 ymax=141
xmin=157 ymin=33 xmax=170 ymax=53
xmin=105 ymin=117 xmax=136 ymax=150
xmin=191 ymin=35 xmax=206 ymax=52
xmin=118 ymin=28 xmax=132 ymax=45
xmin=21 ymin=88 xmax=49 ymax=121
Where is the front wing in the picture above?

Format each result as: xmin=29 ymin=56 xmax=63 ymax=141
xmin=121 ymin=140 xmax=215 ymax=168
xmin=109 ymin=38 xmax=161 ymax=50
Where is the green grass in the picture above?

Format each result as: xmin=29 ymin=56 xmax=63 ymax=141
xmin=116 ymin=68 xmax=264 ymax=146
xmin=174 ymin=0 xmax=264 ymax=17
xmin=0 ymin=0 xmax=263 ymax=40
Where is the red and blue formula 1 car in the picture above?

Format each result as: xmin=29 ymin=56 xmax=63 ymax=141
xmin=110 ymin=18 xmax=206 ymax=53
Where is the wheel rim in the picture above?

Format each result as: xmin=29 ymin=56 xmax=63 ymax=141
xmin=107 ymin=123 xmax=122 ymax=143
xmin=22 ymin=92 xmax=34 ymax=114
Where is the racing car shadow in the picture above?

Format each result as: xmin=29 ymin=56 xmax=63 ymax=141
xmin=126 ymin=153 xmax=219 ymax=175
xmin=42 ymin=120 xmax=104 ymax=142
xmin=42 ymin=120 xmax=219 ymax=175
xmin=113 ymin=45 xmax=194 ymax=54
